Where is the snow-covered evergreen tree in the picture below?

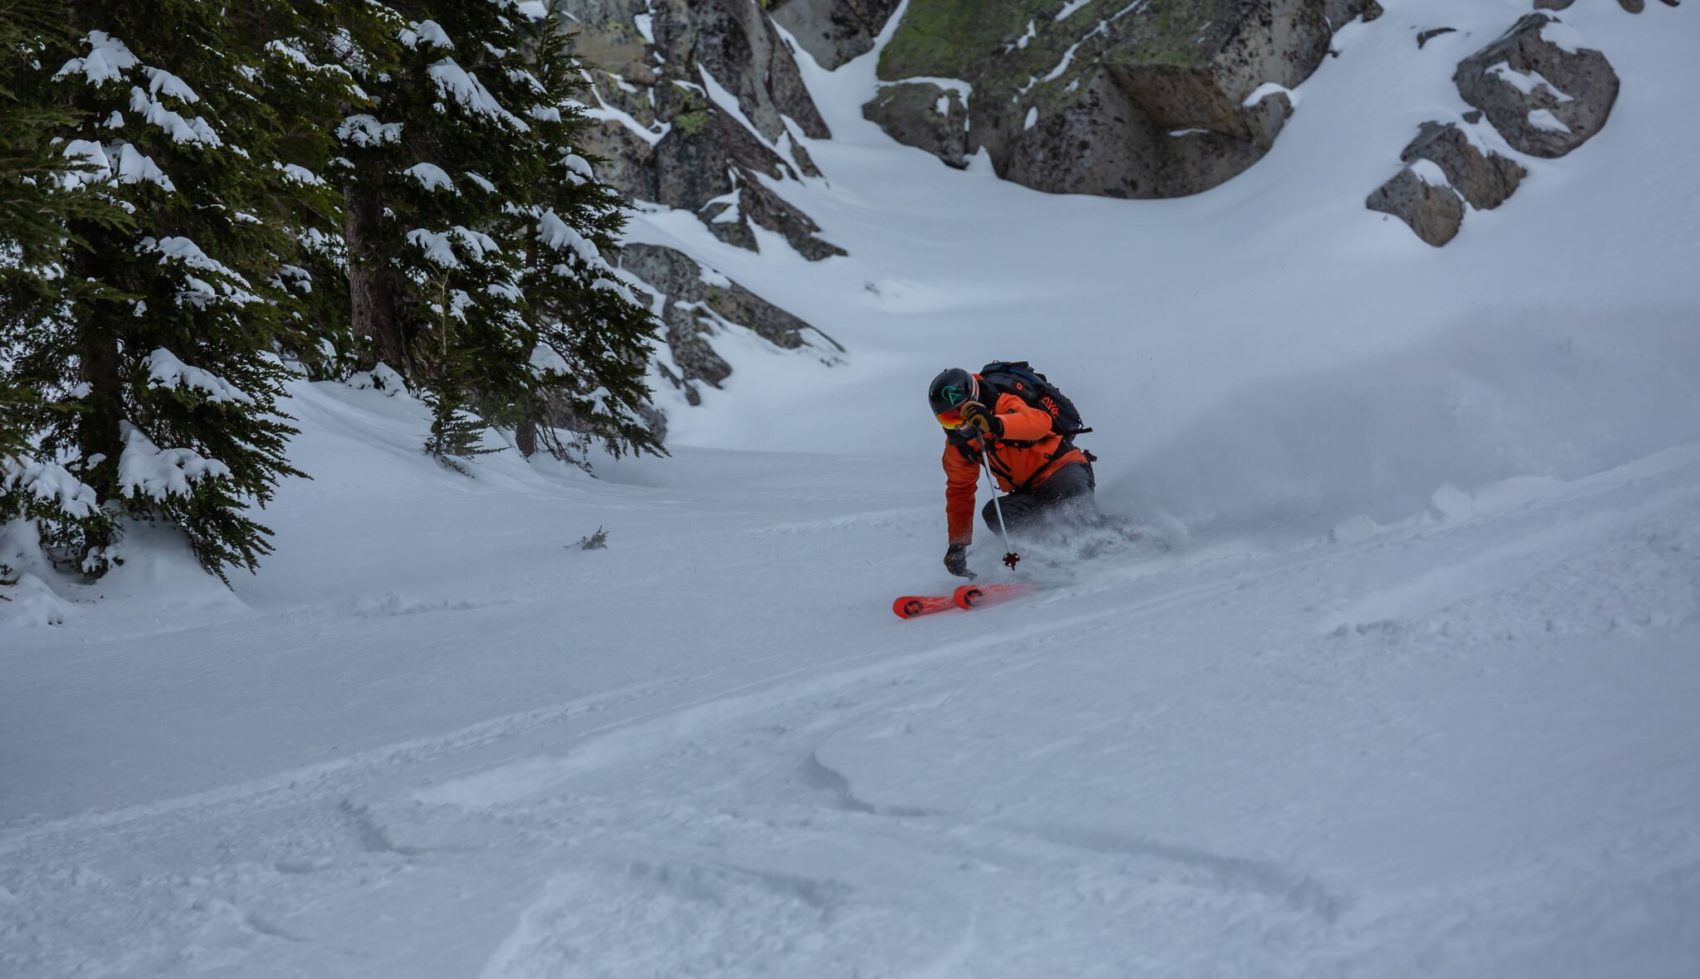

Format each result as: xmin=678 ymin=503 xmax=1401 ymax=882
xmin=1 ymin=0 xmax=127 ymax=510
xmin=512 ymin=1 xmax=662 ymax=460
xmin=264 ymin=2 xmax=402 ymax=382
xmin=338 ymin=0 xmax=661 ymax=467
xmin=0 ymin=2 xmax=355 ymax=580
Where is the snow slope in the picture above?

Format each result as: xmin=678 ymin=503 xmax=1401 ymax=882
xmin=4 ymin=395 xmax=1698 ymax=977
xmin=636 ymin=0 xmax=1700 ymax=536
xmin=4 ymin=1 xmax=1699 ymax=976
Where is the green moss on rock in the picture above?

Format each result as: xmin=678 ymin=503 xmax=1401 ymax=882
xmin=675 ymin=109 xmax=711 ymax=137
xmin=878 ymin=0 xmax=1059 ymax=80
xmin=1121 ymin=0 xmax=1222 ymax=68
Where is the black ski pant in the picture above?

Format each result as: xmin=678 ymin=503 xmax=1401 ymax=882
xmin=981 ymin=461 xmax=1096 ymax=536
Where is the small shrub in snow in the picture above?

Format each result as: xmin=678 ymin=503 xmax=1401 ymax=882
xmin=422 ymin=383 xmax=502 ymax=477
xmin=574 ymin=526 xmax=609 ymax=551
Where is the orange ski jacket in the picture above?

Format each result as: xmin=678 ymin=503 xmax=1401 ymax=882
xmin=944 ymin=390 xmax=1087 ymax=545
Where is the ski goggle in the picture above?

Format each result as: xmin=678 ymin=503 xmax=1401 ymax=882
xmin=935 ymin=408 xmax=965 ymax=429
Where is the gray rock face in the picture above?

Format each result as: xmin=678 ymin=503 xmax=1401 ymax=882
xmin=1453 ymin=13 xmax=1620 ymax=158
xmin=655 ymin=0 xmax=829 ymax=142
xmin=1366 ymin=165 xmax=1465 ymax=247
xmin=1000 ymin=71 xmax=1162 ymax=198
xmin=559 ymin=1 xmax=852 ymax=411
xmin=565 ymin=0 xmax=844 ymax=260
xmin=768 ymin=0 xmax=903 ymax=70
xmin=862 ymin=82 xmax=970 ymax=168
xmin=871 ymin=0 xmax=1345 ymax=200
xmin=1324 ymin=0 xmax=1375 ymax=27
xmin=618 ymin=243 xmax=843 ymax=405
xmin=1400 ymin=122 xmax=1526 ymax=210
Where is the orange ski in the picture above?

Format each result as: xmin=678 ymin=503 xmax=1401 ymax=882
xmin=953 ymin=582 xmax=1035 ymax=610
xmin=893 ymin=594 xmax=958 ymax=619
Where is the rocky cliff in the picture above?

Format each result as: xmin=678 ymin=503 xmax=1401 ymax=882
xmin=560 ymin=1 xmax=1384 ymax=408
xmin=866 ymin=0 xmax=1374 ymax=197
xmin=559 ymin=0 xmax=1651 ymax=411
xmin=559 ymin=0 xmax=850 ymax=405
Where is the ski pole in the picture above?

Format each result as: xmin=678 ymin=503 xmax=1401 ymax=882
xmin=980 ymin=446 xmax=1021 ymax=570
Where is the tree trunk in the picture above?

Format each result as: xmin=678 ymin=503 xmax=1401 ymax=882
xmin=343 ymin=180 xmax=411 ymax=375
xmin=67 ymin=225 xmax=125 ymax=563
xmin=74 ymin=306 xmax=123 ymax=493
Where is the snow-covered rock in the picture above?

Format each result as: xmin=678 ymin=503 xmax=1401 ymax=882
xmin=1365 ymin=118 xmax=1528 ymax=245
xmin=1454 ymin=13 xmax=1619 ymax=158
xmin=861 ymin=80 xmax=970 ymax=168
xmin=1365 ymin=163 xmax=1466 ymax=247
xmin=1399 ymin=121 xmax=1526 ymax=212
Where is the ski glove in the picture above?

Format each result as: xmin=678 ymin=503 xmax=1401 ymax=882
xmin=957 ymin=401 xmax=1002 ymax=439
xmin=944 ymin=542 xmax=975 ymax=579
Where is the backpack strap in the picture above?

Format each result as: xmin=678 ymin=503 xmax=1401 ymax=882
xmin=976 ymin=375 xmax=1042 ymax=448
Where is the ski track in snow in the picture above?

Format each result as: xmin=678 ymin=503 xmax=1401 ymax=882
xmin=5 ymin=442 xmax=1700 ymax=977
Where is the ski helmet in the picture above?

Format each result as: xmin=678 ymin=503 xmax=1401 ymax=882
xmin=928 ymin=368 xmax=977 ymax=416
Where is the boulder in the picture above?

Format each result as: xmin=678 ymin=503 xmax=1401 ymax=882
xmin=1399 ymin=121 xmax=1526 ymax=210
xmin=1365 ymin=119 xmax=1528 ymax=245
xmin=1098 ymin=1 xmax=1328 ymax=141
xmin=768 ymin=0 xmax=903 ymax=70
xmin=1243 ymin=87 xmax=1296 ymax=151
xmin=999 ymin=71 xmax=1165 ymax=199
xmin=1619 ymin=0 xmax=1645 ymax=12
xmin=871 ymin=0 xmax=1341 ymax=200
xmin=1533 ymin=0 xmax=1575 ymax=9
xmin=1366 ymin=164 xmax=1465 ymax=247
xmin=862 ymin=82 xmax=970 ymax=168
xmin=1453 ymin=14 xmax=1620 ymax=158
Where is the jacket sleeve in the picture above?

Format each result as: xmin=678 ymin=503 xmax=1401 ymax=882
xmin=992 ymin=391 xmax=1054 ymax=442
xmin=943 ymin=444 xmax=979 ymax=545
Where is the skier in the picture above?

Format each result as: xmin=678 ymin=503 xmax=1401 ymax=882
xmin=929 ymin=366 xmax=1095 ymax=578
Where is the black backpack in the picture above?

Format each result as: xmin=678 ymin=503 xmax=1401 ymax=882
xmin=978 ymin=361 xmax=1090 ymax=441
